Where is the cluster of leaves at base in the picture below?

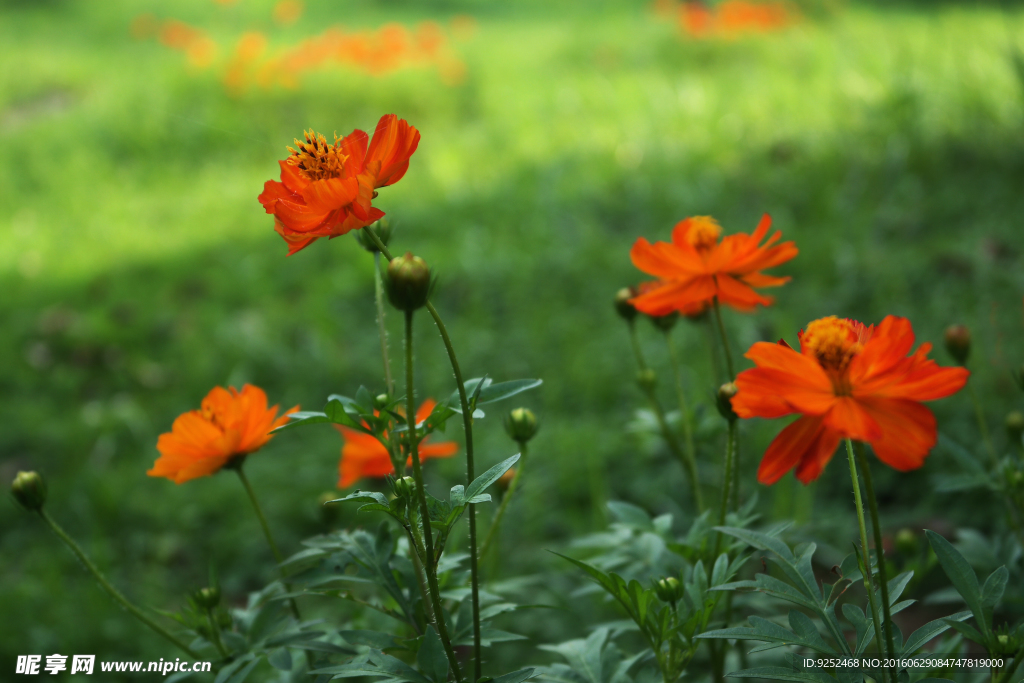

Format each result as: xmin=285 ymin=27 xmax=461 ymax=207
xmin=696 ymin=527 xmax=980 ymax=683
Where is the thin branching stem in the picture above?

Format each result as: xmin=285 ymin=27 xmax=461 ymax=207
xmin=711 ymin=296 xmax=735 ymax=381
xmin=374 ymin=251 xmax=395 ymax=396
xmin=713 ymin=419 xmax=737 ymax=558
xmin=480 ymin=441 xmax=528 ymax=560
xmin=38 ymin=509 xmax=200 ymax=659
xmin=405 ymin=310 xmax=464 ymax=682
xmin=664 ymin=329 xmax=699 ymax=482
xmin=967 ymin=380 xmax=998 ymax=469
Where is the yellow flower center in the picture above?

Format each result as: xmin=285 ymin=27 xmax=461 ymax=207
xmin=286 ymin=130 xmax=348 ymax=182
xmin=802 ymin=316 xmax=862 ymax=372
xmin=686 ymin=216 xmax=722 ymax=250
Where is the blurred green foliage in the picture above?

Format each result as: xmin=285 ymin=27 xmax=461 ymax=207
xmin=2 ymin=0 xmax=1024 ymax=677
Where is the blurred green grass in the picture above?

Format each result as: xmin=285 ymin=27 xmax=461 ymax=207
xmin=3 ymin=0 xmax=1024 ymax=674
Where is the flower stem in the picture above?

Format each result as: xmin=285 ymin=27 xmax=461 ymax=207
xmin=664 ymin=329 xmax=698 ymax=478
xmin=713 ymin=419 xmax=737 ymax=558
xmin=235 ymin=466 xmax=302 ymax=621
xmin=205 ymin=609 xmax=229 ymax=659
xmin=855 ymin=442 xmax=896 ymax=682
xmin=967 ymin=380 xmax=998 ymax=469
xmin=480 ymin=441 xmax=528 ymax=560
xmin=374 ymin=251 xmax=395 ymax=396
xmin=711 ymin=297 xmax=736 ymax=381
xmin=362 ymin=225 xmax=482 ymax=680
xmin=405 ymin=310 xmax=464 ymax=682
xmin=629 ymin=321 xmax=705 ymax=512
xmin=38 ymin=509 xmax=200 ymax=659
xmin=844 ymin=439 xmax=888 ymax=683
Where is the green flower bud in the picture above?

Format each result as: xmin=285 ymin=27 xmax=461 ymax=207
xmin=1011 ymin=470 xmax=1024 ymax=490
xmin=614 ymin=288 xmax=638 ymax=322
xmin=194 ymin=586 xmax=221 ymax=610
xmin=1006 ymin=411 xmax=1024 ymax=444
xmin=654 ymin=576 xmax=683 ymax=603
xmin=355 ymin=218 xmax=393 ymax=253
xmin=894 ymin=528 xmax=918 ymax=556
xmin=716 ymin=383 xmax=739 ymax=422
xmin=374 ymin=393 xmax=390 ymax=411
xmin=944 ymin=324 xmax=971 ymax=365
xmin=505 ymin=407 xmax=539 ymax=444
xmin=393 ymin=476 xmax=417 ymax=499
xmin=386 ymin=253 xmax=432 ymax=312
xmin=648 ymin=310 xmax=679 ymax=332
xmin=11 ymin=471 xmax=47 ymax=511
xmin=637 ymin=368 xmax=657 ymax=393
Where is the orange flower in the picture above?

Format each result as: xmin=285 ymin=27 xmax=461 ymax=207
xmin=337 ymin=399 xmax=458 ymax=488
xmin=148 ymin=385 xmax=298 ymax=484
xmin=629 ymin=214 xmax=797 ymax=315
xmin=732 ymin=316 xmax=969 ymax=485
xmin=258 ymin=114 xmax=420 ymax=255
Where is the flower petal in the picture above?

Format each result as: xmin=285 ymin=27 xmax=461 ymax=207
xmin=858 ymin=397 xmax=938 ymax=471
xmin=631 ymin=275 xmax=716 ymax=314
xmin=757 ymin=415 xmax=839 ymax=485
xmin=822 ymin=397 xmax=882 ymax=441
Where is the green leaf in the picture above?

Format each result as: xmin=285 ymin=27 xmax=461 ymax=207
xmin=272 ymin=411 xmax=331 ymax=432
xmin=328 ymin=490 xmax=390 ymax=508
xmin=981 ymin=566 xmax=1008 ymax=615
xmin=267 ymin=648 xmax=292 ymax=671
xmin=214 ymin=654 xmax=259 ymax=683
xmin=606 ymin=501 xmax=653 ymax=530
xmin=466 ymin=454 xmax=521 ymax=500
xmin=264 ymin=631 xmax=326 ymax=647
xmin=902 ymin=611 xmax=971 ymax=654
xmin=477 ymin=379 xmax=543 ymax=405
xmin=339 ymin=630 xmax=402 ymax=650
xmin=925 ymin=531 xmax=990 ymax=642
xmin=325 ymin=399 xmax=366 ymax=430
xmin=726 ymin=667 xmax=839 ymax=683
xmin=492 ymin=669 xmax=536 ymax=683
xmin=417 ymin=627 xmax=449 ymax=683
xmin=940 ymin=617 xmax=985 ymax=644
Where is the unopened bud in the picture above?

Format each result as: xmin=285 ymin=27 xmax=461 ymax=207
xmin=1011 ymin=470 xmax=1024 ymax=490
xmin=11 ymin=471 xmax=47 ymax=511
xmin=1006 ymin=411 xmax=1024 ymax=445
xmin=505 ymin=408 xmax=539 ymax=444
xmin=194 ymin=586 xmax=221 ymax=610
xmin=637 ymin=369 xmax=657 ymax=392
xmin=654 ymin=576 xmax=683 ymax=603
xmin=394 ymin=476 xmax=417 ymax=499
xmin=894 ymin=528 xmax=917 ymax=556
xmin=614 ymin=288 xmax=638 ymax=322
xmin=716 ymin=383 xmax=738 ymax=421
xmin=497 ymin=468 xmax=516 ymax=493
xmin=374 ymin=393 xmax=390 ymax=410
xmin=355 ymin=218 xmax=393 ymax=252
xmin=944 ymin=325 xmax=971 ymax=365
xmin=386 ymin=253 xmax=432 ymax=312
xmin=648 ymin=311 xmax=679 ymax=332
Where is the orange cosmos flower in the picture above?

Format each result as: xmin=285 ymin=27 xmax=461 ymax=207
xmin=629 ymin=214 xmax=797 ymax=315
xmin=258 ymin=114 xmax=420 ymax=255
xmin=732 ymin=315 xmax=969 ymax=485
xmin=148 ymin=384 xmax=298 ymax=484
xmin=337 ymin=399 xmax=458 ymax=488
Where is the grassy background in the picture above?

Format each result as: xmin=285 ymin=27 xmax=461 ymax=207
xmin=3 ymin=0 xmax=1024 ymax=677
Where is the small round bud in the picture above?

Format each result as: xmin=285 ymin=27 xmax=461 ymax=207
xmin=505 ymin=407 xmax=539 ymax=444
xmin=1011 ymin=470 xmax=1024 ymax=490
xmin=11 ymin=471 xmax=47 ymax=511
xmin=194 ymin=586 xmax=221 ymax=610
xmin=636 ymin=369 xmax=657 ymax=393
xmin=944 ymin=324 xmax=971 ymax=365
xmin=716 ymin=383 xmax=739 ymax=422
xmin=1006 ymin=411 xmax=1024 ymax=445
xmin=386 ymin=253 xmax=432 ymax=312
xmin=614 ymin=288 xmax=638 ymax=322
xmin=654 ymin=576 xmax=683 ymax=603
xmin=497 ymin=468 xmax=516 ymax=493
xmin=394 ymin=476 xmax=417 ymax=499
xmin=648 ymin=311 xmax=679 ymax=332
xmin=355 ymin=218 xmax=393 ymax=252
xmin=894 ymin=528 xmax=917 ymax=556
xmin=374 ymin=393 xmax=390 ymax=411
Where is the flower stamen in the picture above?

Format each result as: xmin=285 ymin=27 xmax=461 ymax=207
xmin=686 ymin=216 xmax=723 ymax=250
xmin=802 ymin=316 xmax=862 ymax=373
xmin=286 ymin=129 xmax=348 ymax=181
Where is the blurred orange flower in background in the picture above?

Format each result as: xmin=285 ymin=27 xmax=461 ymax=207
xmin=630 ymin=214 xmax=797 ymax=315
xmin=148 ymin=385 xmax=298 ymax=484
xmin=258 ymin=114 xmax=420 ymax=255
xmin=732 ymin=316 xmax=969 ymax=484
xmin=337 ymin=399 xmax=458 ymax=488
xmin=679 ymin=1 xmax=792 ymax=37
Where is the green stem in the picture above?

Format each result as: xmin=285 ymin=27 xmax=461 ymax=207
xmin=38 ymin=509 xmax=200 ymax=659
xmin=704 ymin=315 xmax=724 ymax=386
xmin=711 ymin=297 xmax=736 ymax=381
xmin=206 ymin=610 xmax=229 ymax=659
xmin=480 ymin=441 xmax=528 ymax=560
xmin=363 ymin=225 xmax=482 ymax=680
xmin=405 ymin=310 xmax=464 ymax=682
xmin=403 ymin=527 xmax=431 ymax=632
xmin=713 ymin=419 xmax=737 ymax=558
xmin=664 ymin=330 xmax=698 ymax=480
xmin=845 ymin=440 xmax=888 ymax=683
xmin=235 ymin=466 xmax=302 ymax=621
xmin=731 ymin=431 xmax=741 ymax=513
xmin=995 ymin=646 xmax=1024 ymax=683
xmin=967 ymin=380 xmax=998 ymax=469
xmin=629 ymin=322 xmax=705 ymax=512
xmin=374 ymin=251 xmax=395 ymax=396
xmin=855 ymin=443 xmax=896 ymax=681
